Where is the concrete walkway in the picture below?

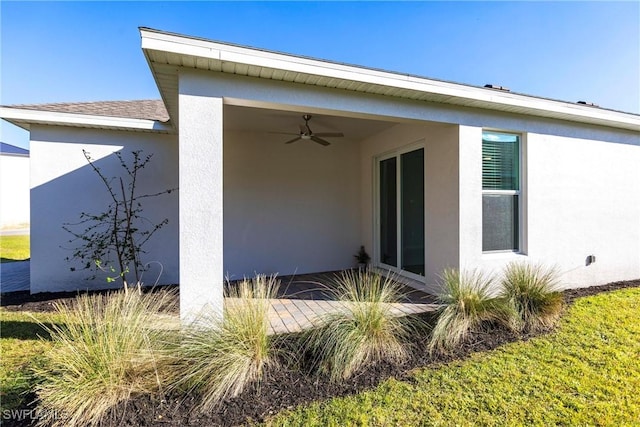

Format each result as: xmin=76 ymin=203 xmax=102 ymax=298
xmin=0 ymin=261 xmax=30 ymax=293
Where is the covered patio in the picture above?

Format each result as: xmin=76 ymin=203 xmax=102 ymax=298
xmin=140 ymin=28 xmax=466 ymax=320
xmin=179 ymin=98 xmax=458 ymax=321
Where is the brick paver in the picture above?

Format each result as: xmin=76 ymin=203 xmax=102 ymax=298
xmin=264 ymin=298 xmax=438 ymax=334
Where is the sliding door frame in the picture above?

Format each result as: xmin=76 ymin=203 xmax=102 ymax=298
xmin=373 ymin=140 xmax=426 ymax=283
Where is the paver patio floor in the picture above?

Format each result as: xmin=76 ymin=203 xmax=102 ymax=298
xmin=257 ymin=297 xmax=438 ymax=334
xmin=227 ymin=270 xmax=439 ymax=334
xmin=155 ymin=297 xmax=439 ymax=335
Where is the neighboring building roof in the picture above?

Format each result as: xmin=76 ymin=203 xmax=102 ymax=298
xmin=141 ymin=27 xmax=639 ymax=132
xmin=0 ymin=100 xmax=172 ymax=133
xmin=0 ymin=142 xmax=29 ymax=156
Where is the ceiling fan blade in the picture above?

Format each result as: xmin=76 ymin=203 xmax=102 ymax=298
xmin=284 ymin=136 xmax=302 ymax=144
xmin=311 ymin=136 xmax=331 ymax=146
xmin=268 ymin=131 xmax=300 ymax=136
xmin=313 ymin=132 xmax=344 ymax=138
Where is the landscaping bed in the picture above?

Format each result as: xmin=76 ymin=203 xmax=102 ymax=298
xmin=104 ymin=320 xmax=528 ymax=427
xmin=1 ymin=278 xmax=639 ymax=426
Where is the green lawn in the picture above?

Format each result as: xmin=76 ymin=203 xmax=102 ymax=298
xmin=0 ymin=311 xmax=61 ymax=410
xmin=267 ymin=287 xmax=640 ymax=426
xmin=1 ymin=288 xmax=639 ymax=425
xmin=0 ymin=235 xmax=30 ymax=263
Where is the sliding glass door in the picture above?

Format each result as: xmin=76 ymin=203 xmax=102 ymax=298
xmin=379 ymin=157 xmax=397 ymax=267
xmin=378 ymin=147 xmax=425 ymax=277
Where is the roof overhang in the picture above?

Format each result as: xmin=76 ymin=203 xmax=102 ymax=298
xmin=0 ymin=107 xmax=173 ymax=133
xmin=141 ymin=27 xmax=640 ymax=133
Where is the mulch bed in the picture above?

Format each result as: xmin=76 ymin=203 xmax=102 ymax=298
xmin=2 ymin=279 xmax=639 ymax=427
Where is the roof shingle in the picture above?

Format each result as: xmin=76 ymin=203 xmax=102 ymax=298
xmin=5 ymin=100 xmax=169 ymax=122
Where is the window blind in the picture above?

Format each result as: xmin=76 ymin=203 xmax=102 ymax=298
xmin=482 ymin=132 xmax=520 ymax=191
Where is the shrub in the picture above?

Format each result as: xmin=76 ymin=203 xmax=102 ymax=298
xmin=34 ymin=289 xmax=177 ymax=427
xmin=499 ymin=262 xmax=563 ymax=332
xmin=173 ymin=275 xmax=279 ymax=412
xmin=62 ymin=149 xmax=176 ymax=293
xmin=429 ymin=269 xmax=514 ymax=353
xmin=304 ymin=269 xmax=421 ymax=382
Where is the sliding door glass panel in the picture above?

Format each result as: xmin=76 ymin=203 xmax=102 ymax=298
xmin=482 ymin=194 xmax=519 ymax=251
xmin=401 ymin=149 xmax=425 ymax=276
xmin=379 ymin=157 xmax=397 ymax=267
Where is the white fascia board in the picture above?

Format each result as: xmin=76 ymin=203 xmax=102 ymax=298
xmin=0 ymin=107 xmax=173 ymax=133
xmin=142 ymin=34 xmax=223 ymax=62
xmin=141 ymin=29 xmax=640 ymax=131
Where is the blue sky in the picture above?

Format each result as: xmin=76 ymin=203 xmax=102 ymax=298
xmin=1 ymin=1 xmax=638 ymax=149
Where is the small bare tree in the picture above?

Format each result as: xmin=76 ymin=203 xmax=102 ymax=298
xmin=63 ymin=149 xmax=176 ymax=293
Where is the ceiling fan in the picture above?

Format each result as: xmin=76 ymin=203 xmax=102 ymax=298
xmin=278 ymin=114 xmax=344 ymax=146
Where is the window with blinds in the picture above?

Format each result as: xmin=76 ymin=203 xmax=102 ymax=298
xmin=482 ymin=131 xmax=521 ymax=252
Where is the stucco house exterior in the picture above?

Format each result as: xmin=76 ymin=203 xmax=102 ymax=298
xmin=1 ymin=28 xmax=638 ymax=319
xmin=0 ymin=142 xmax=30 ymax=230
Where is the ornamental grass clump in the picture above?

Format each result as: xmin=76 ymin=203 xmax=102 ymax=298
xmin=173 ymin=275 xmax=279 ymax=412
xmin=305 ymin=269 xmax=421 ymax=382
xmin=34 ymin=289 xmax=177 ymax=427
xmin=429 ymin=269 xmax=514 ymax=353
xmin=499 ymin=262 xmax=564 ymax=332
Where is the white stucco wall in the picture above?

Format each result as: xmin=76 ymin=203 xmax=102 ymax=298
xmin=0 ymin=153 xmax=30 ymax=229
xmin=526 ymin=132 xmax=640 ymax=287
xmin=224 ymin=130 xmax=362 ymax=279
xmin=458 ymin=124 xmax=640 ymax=289
xmin=360 ymin=119 xmax=638 ymax=292
xmin=360 ymin=122 xmax=461 ymax=292
xmin=28 ymin=120 xmax=363 ymax=295
xmin=183 ymin=69 xmax=639 ymax=290
xmin=26 ymin=68 xmax=639 ymax=295
xmin=29 ymin=126 xmax=179 ymax=293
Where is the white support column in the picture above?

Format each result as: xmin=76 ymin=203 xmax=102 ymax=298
xmin=458 ymin=125 xmax=483 ymax=268
xmin=178 ymin=88 xmax=224 ymax=323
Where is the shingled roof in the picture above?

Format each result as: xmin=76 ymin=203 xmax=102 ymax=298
xmin=6 ymin=100 xmax=169 ymax=122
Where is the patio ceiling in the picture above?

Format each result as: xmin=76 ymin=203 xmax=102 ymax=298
xmin=224 ymin=105 xmax=397 ymax=141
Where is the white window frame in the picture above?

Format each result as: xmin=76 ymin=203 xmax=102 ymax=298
xmin=481 ymin=129 xmax=526 ymax=254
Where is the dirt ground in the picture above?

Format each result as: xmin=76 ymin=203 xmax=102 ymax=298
xmin=2 ymin=279 xmax=639 ymax=426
